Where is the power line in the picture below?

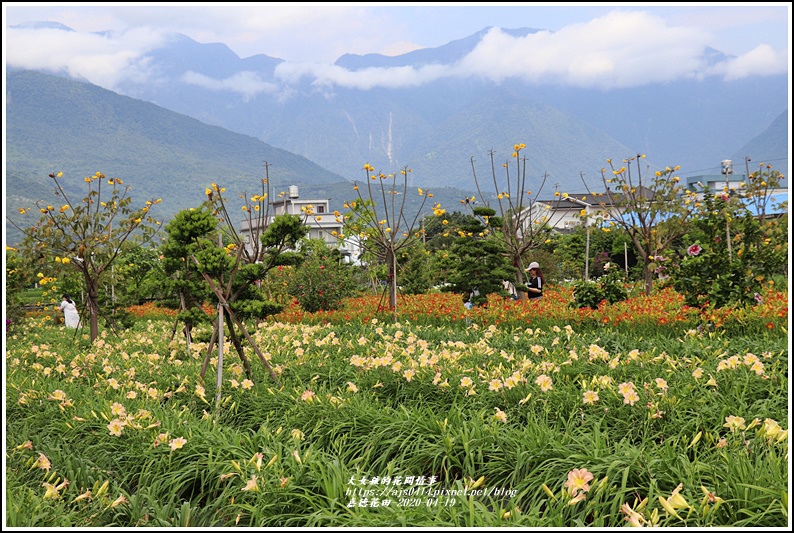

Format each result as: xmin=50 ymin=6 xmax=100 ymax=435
xmin=673 ymin=156 xmax=789 ymax=178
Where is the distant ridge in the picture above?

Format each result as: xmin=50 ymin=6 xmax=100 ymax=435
xmin=5 ymin=69 xmax=483 ymax=246
xmin=5 ymin=69 xmax=349 ymax=243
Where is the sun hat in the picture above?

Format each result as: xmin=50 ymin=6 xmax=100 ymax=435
xmin=527 ymin=262 xmax=540 ymax=270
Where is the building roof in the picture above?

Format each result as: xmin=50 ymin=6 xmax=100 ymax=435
xmin=537 ymin=187 xmax=655 ymax=209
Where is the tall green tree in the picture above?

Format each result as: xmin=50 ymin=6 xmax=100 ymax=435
xmin=738 ymin=162 xmax=788 ymax=277
xmin=397 ymin=242 xmax=435 ymax=295
xmin=667 ymin=172 xmax=788 ymax=308
xmin=8 ymin=171 xmax=161 ymax=341
xmin=5 ymin=247 xmax=30 ymax=334
xmin=112 ymin=242 xmax=165 ymax=306
xmin=742 ymin=161 xmax=788 ymax=224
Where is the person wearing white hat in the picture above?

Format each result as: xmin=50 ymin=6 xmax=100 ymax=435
xmin=525 ymin=262 xmax=544 ymax=299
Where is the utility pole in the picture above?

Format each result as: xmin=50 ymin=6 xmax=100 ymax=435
xmin=568 ymin=196 xmax=593 ymax=281
xmin=216 ymin=232 xmax=224 ymax=408
xmin=721 ymin=159 xmax=733 ymax=191
xmin=721 ymin=160 xmax=733 ymax=260
xmin=109 ymin=217 xmax=115 ymax=312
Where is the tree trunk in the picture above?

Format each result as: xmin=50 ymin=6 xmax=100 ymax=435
xmin=387 ymin=248 xmax=398 ymax=316
xmin=643 ymin=260 xmax=653 ymax=296
xmin=86 ymin=275 xmax=100 ymax=341
xmin=514 ymin=254 xmax=528 ymax=302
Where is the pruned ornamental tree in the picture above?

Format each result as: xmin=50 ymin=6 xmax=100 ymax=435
xmin=203 ymin=171 xmax=308 ymax=323
xmin=160 ymin=207 xmax=218 ymax=356
xmin=8 ymin=171 xmax=161 ymax=341
xmin=442 ymin=206 xmax=516 ymax=307
xmin=160 ymin=173 xmax=307 ymax=386
xmin=329 ymin=164 xmax=437 ymax=317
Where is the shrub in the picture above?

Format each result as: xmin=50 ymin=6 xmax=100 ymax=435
xmin=102 ymin=308 xmax=136 ymax=331
xmin=287 ymin=252 xmax=359 ymax=314
xmin=664 ymin=188 xmax=786 ymax=309
xmin=570 ymin=263 xmax=628 ymax=309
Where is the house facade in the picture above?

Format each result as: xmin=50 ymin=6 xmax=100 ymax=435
xmin=685 ymin=174 xmax=788 ymax=217
xmin=239 ymin=185 xmax=360 ymax=261
xmin=536 ymin=191 xmax=624 ymax=231
xmin=536 ymin=175 xmax=787 ymax=232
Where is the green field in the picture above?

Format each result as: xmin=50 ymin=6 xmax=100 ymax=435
xmin=5 ymin=290 xmax=789 ymax=527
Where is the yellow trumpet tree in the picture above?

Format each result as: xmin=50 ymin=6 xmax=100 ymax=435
xmin=329 ymin=164 xmax=437 ymax=317
xmin=9 ymin=171 xmax=162 ymax=341
xmin=596 ymin=156 xmax=696 ymax=295
xmin=467 ymin=143 xmax=568 ymax=300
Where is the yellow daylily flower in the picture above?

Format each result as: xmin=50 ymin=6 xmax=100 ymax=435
xmin=42 ymin=482 xmax=62 ymax=499
xmin=658 ymin=496 xmax=682 ymax=520
xmin=664 ymin=483 xmax=691 ymax=511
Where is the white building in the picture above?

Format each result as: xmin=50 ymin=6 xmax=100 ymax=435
xmin=536 ymin=192 xmax=623 ymax=231
xmin=239 ymin=185 xmax=360 ymax=261
xmin=538 ymin=178 xmax=787 ymax=232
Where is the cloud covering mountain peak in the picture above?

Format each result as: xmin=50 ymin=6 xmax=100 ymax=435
xmin=6 ymin=10 xmax=788 ymax=96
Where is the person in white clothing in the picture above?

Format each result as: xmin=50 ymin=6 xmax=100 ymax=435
xmin=502 ymin=280 xmax=518 ymax=300
xmin=59 ymin=294 xmax=80 ymax=328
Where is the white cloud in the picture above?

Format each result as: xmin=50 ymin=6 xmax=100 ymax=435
xmin=458 ymin=12 xmax=711 ymax=89
xmin=271 ymin=11 xmax=787 ymax=91
xmin=96 ymin=4 xmax=373 ymax=62
xmin=182 ymin=71 xmax=278 ymax=100
xmin=6 ymin=25 xmax=167 ymax=89
xmin=706 ymin=44 xmax=789 ymax=80
xmin=275 ymin=62 xmax=450 ymax=90
xmin=5 ymin=9 xmax=788 ymax=94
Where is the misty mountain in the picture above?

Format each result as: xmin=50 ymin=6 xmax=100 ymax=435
xmin=4 ymin=69 xmax=347 ymax=242
xmin=6 ymin=24 xmax=788 ymax=246
xmin=96 ymin=26 xmax=786 ymax=190
xmin=102 ymin=30 xmax=642 ymax=194
xmin=14 ymin=22 xmax=785 ymax=192
xmin=4 ymin=69 xmax=483 ymax=246
xmin=731 ymin=110 xmax=789 ymax=177
xmin=335 ymin=26 xmax=543 ymax=69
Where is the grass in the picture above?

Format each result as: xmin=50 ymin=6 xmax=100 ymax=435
xmin=4 ymin=288 xmax=789 ymax=527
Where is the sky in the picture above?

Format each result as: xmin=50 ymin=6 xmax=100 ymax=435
xmin=3 ymin=2 xmax=791 ymax=93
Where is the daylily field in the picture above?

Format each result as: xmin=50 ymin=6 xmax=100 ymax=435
xmin=5 ymin=286 xmax=789 ymax=527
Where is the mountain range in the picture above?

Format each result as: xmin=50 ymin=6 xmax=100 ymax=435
xmin=4 ymin=69 xmax=477 ymax=245
xmin=5 ymin=24 xmax=789 ymax=245
xmin=106 ymin=26 xmax=788 ymax=186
